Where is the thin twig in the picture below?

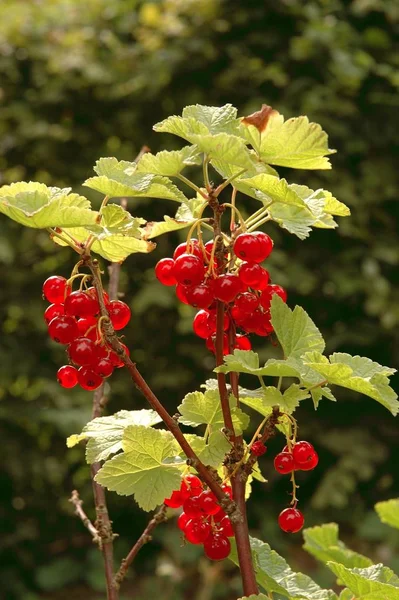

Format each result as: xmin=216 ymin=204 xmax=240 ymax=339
xmin=113 ymin=505 xmax=167 ymax=588
xmin=69 ymin=490 xmax=100 ymax=543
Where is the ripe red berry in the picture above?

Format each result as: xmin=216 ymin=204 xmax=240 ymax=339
xmin=183 ymin=496 xmax=203 ymax=519
xmin=184 ymin=519 xmax=211 ymax=544
xmin=177 ymin=512 xmax=190 ymax=531
xmin=175 ymin=284 xmax=190 ymax=305
xmin=108 ymin=300 xmax=131 ymax=330
xmin=44 ymin=303 xmax=64 ymax=324
xmin=235 ymin=335 xmax=252 ymax=351
xmin=298 ymin=451 xmax=319 ymax=471
xmin=173 ymin=239 xmax=202 ymax=261
xmin=233 ymin=232 xmax=273 ymax=263
xmin=68 ymin=337 xmax=97 ymax=366
xmin=278 ymin=507 xmax=304 ymax=533
xmin=48 ymin=316 xmax=79 ymax=344
xmin=108 ymin=343 xmax=130 ymax=368
xmin=213 ymin=507 xmax=226 ymax=522
xmin=238 ymin=262 xmax=264 ymax=287
xmin=183 ymin=474 xmax=203 ymax=494
xmin=43 ymin=276 xmax=69 ymax=304
xmin=185 ymin=283 xmax=214 ymax=309
xmin=203 ymin=533 xmax=231 ymax=560
xmin=57 ymin=365 xmax=78 ymax=388
xmin=234 ymin=292 xmax=259 ymax=315
xmin=292 ymin=441 xmax=316 ymax=466
xmin=255 ymin=268 xmax=271 ymax=291
xmin=173 ymin=254 xmax=204 ymax=286
xmin=77 ymin=367 xmax=103 ymax=391
xmin=218 ymin=516 xmax=234 ymax=537
xmin=86 ymin=286 xmax=110 ymax=306
xmin=164 ymin=490 xmax=185 ymax=508
xmin=198 ymin=490 xmax=220 ymax=516
xmin=260 ymin=284 xmax=288 ymax=309
xmin=274 ymin=452 xmax=295 ymax=474
xmin=64 ymin=291 xmax=97 ymax=318
xmin=193 ymin=310 xmax=217 ymax=339
xmin=251 ymin=441 xmax=267 ymax=457
xmin=205 ymin=334 xmax=229 ymax=355
xmin=77 ymin=316 xmax=98 ymax=340
xmin=213 ymin=274 xmax=243 ymax=304
xmin=93 ymin=358 xmax=114 ymax=378
xmin=155 ymin=258 xmax=177 ymax=286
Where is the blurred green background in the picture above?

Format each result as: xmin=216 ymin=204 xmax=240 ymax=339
xmin=0 ymin=0 xmax=398 ymax=598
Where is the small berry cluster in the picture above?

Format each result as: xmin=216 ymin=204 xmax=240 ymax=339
xmin=43 ymin=275 xmax=131 ymax=391
xmin=164 ymin=474 xmax=233 ymax=561
xmin=155 ymin=232 xmax=287 ymax=353
xmin=274 ymin=441 xmax=319 ymax=533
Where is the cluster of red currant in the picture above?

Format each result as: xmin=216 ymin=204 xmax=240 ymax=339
xmin=164 ymin=474 xmax=234 ymax=561
xmin=42 ymin=275 xmax=131 ymax=391
xmin=274 ymin=440 xmax=319 ymax=533
xmin=155 ymin=231 xmax=287 ymax=353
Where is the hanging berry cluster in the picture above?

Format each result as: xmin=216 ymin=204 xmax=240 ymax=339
xmin=273 ymin=440 xmax=319 ymax=533
xmin=43 ymin=274 xmax=131 ymax=391
xmin=164 ymin=474 xmax=234 ymax=561
xmin=155 ymin=231 xmax=287 ymax=352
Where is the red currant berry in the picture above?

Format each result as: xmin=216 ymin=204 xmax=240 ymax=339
xmin=274 ymin=452 xmax=295 ymax=474
xmin=183 ymin=474 xmax=203 ymax=494
xmin=193 ymin=310 xmax=216 ymax=339
xmin=254 ymin=268 xmax=271 ymax=291
xmin=177 ymin=512 xmax=190 ymax=531
xmin=185 ymin=283 xmax=214 ymax=309
xmin=205 ymin=334 xmax=229 ymax=355
xmin=48 ymin=316 xmax=79 ymax=344
xmin=259 ymin=284 xmax=288 ymax=309
xmin=184 ymin=519 xmax=211 ymax=544
xmin=155 ymin=258 xmax=177 ymax=286
xmin=253 ymin=314 xmax=274 ymax=337
xmin=213 ymin=507 xmax=226 ymax=522
xmin=203 ymin=533 xmax=231 ymax=560
xmin=94 ymin=343 xmax=109 ymax=360
xmin=173 ymin=239 xmax=202 ymax=261
xmin=93 ymin=358 xmax=114 ymax=378
xmin=64 ymin=291 xmax=97 ymax=318
xmin=43 ymin=276 xmax=69 ymax=304
xmin=164 ymin=490 xmax=185 ymax=508
xmin=238 ymin=262 xmax=264 ymax=287
xmin=57 ymin=365 xmax=78 ymax=388
xmin=44 ymin=303 xmax=64 ymax=324
xmin=213 ymin=274 xmax=243 ymax=304
xmin=108 ymin=300 xmax=131 ymax=330
xmin=179 ymin=481 xmax=191 ymax=502
xmin=176 ymin=284 xmax=190 ymax=305
xmin=108 ymin=343 xmax=130 ymax=368
xmin=234 ymin=292 xmax=259 ymax=315
xmin=77 ymin=367 xmax=103 ymax=391
xmin=173 ymin=254 xmax=204 ymax=286
xmin=183 ymin=496 xmax=203 ymax=519
xmin=235 ymin=335 xmax=252 ymax=351
xmin=218 ymin=516 xmax=234 ymax=537
xmin=251 ymin=441 xmax=267 ymax=457
xmin=86 ymin=286 xmax=110 ymax=306
xmin=297 ymin=451 xmax=319 ymax=471
xmin=292 ymin=441 xmax=315 ymax=466
xmin=278 ymin=507 xmax=304 ymax=533
xmin=77 ymin=316 xmax=98 ymax=340
xmin=68 ymin=337 xmax=97 ymax=366
xmin=198 ymin=490 xmax=220 ymax=516
xmin=253 ymin=231 xmax=274 ymax=261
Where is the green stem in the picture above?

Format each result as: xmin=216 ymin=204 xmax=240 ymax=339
xmin=177 ymin=174 xmax=208 ymax=199
xmin=245 ymin=206 xmax=269 ymax=227
xmin=203 ymin=155 xmax=211 ymax=191
xmin=47 ymin=228 xmax=83 ymax=254
xmin=247 ymin=214 xmax=272 ymax=232
xmin=214 ymin=169 xmax=246 ymax=197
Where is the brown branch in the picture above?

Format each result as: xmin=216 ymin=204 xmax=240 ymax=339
xmin=84 ymin=256 xmax=240 ymax=521
xmin=113 ymin=505 xmax=167 ymax=589
xmin=69 ymin=490 xmax=100 ymax=542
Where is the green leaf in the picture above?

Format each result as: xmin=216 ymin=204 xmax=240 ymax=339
xmin=303 ymin=352 xmax=399 ymax=415
xmin=143 ymin=196 xmax=205 ymax=239
xmin=271 ymin=296 xmax=325 ymax=359
xmin=0 ymin=182 xmax=99 ymax=228
xmin=310 ymin=386 xmax=336 ymax=409
xmin=241 ymin=111 xmax=336 ymax=170
xmin=182 ymin=432 xmax=231 ymax=468
xmin=189 ymin=132 xmax=254 ymax=169
xmin=54 ymin=204 xmax=155 ymax=261
xmin=95 ymin=425 xmax=181 ymax=511
xmin=230 ymin=536 xmax=337 ymax=600
xmin=303 ymin=523 xmax=373 ymax=569
xmin=239 ymin=384 xmax=309 ymax=415
xmin=182 ymin=104 xmax=241 ymax=135
xmin=83 ymin=157 xmax=188 ymax=202
xmin=238 ymin=594 xmax=269 ymax=600
xmin=268 ymin=203 xmax=317 ymax=239
xmin=66 ymin=409 xmax=162 ymax=464
xmin=239 ymin=174 xmax=308 ymax=208
xmin=153 ymin=115 xmax=209 ymax=141
xmin=178 ymin=389 xmax=249 ymax=435
xmin=136 ymin=145 xmax=201 ymax=176
xmin=291 ymin=185 xmax=350 ymax=219
xmin=327 ymin=562 xmax=399 ymax=600
xmin=215 ymin=350 xmax=309 ymax=379
xmin=375 ymin=498 xmax=399 ymax=530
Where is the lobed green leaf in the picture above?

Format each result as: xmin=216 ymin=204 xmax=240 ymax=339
xmin=136 ymin=145 xmax=202 ymax=176
xmin=303 ymin=523 xmax=373 ymax=569
xmin=327 ymin=562 xmax=399 ymax=600
xmin=178 ymin=389 xmax=249 ymax=435
xmin=375 ymin=498 xmax=399 ymax=530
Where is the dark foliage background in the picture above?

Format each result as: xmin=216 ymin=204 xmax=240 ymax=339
xmin=0 ymin=1 xmax=398 ymax=598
